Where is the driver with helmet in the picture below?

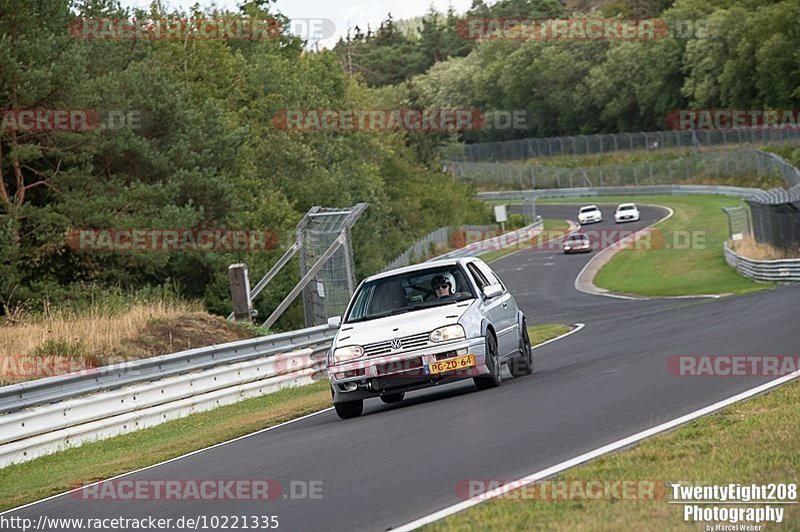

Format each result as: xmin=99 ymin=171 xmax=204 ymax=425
xmin=431 ymin=273 xmax=455 ymax=299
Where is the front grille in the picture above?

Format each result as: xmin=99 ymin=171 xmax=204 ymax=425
xmin=372 ymin=372 xmax=434 ymax=391
xmin=364 ymin=332 xmax=430 ymax=357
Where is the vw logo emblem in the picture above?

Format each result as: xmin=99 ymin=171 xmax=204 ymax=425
xmin=390 ymin=338 xmax=402 ymax=350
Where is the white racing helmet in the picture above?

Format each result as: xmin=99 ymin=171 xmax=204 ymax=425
xmin=431 ymin=272 xmax=456 ymax=294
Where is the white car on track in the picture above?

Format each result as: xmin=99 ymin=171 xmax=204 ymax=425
xmin=577 ymin=205 xmax=602 ymax=225
xmin=614 ymin=203 xmax=641 ymax=223
xmin=326 ymin=258 xmax=533 ymax=419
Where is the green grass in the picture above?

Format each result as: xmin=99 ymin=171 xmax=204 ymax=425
xmin=519 ymin=147 xmax=699 ymax=168
xmin=528 ymin=323 xmax=573 ymax=345
xmin=0 ymin=380 xmax=332 ymax=511
xmin=427 ymin=377 xmax=800 ymax=531
xmin=480 ymin=220 xmax=570 ymax=264
xmin=537 ymin=195 xmax=769 ymax=297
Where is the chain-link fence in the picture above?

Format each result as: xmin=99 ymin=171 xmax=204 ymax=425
xmin=442 ymin=129 xmax=800 ymax=162
xmin=384 ymin=201 xmax=541 ymax=271
xmin=297 ymin=205 xmax=367 ymax=327
xmin=446 ymin=149 xmax=792 ymax=190
xmin=385 ymin=225 xmax=492 ymax=271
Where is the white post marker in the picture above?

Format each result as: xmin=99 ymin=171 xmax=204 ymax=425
xmin=494 ymin=204 xmax=508 ymax=234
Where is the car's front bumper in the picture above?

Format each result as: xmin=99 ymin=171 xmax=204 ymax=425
xmin=327 ymin=336 xmax=487 ymax=402
xmin=579 ymin=216 xmax=601 ymax=224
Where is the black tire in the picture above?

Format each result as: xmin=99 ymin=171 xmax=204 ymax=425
xmin=380 ymin=393 xmax=404 ymax=404
xmin=474 ymin=333 xmax=501 ymax=390
xmin=334 ymin=400 xmax=363 ymax=419
xmin=509 ymin=320 xmax=533 ymax=377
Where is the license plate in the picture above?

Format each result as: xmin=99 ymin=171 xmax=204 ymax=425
xmin=425 ymin=355 xmax=475 ymax=375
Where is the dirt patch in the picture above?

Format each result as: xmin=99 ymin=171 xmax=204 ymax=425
xmin=110 ymin=312 xmax=258 ymax=360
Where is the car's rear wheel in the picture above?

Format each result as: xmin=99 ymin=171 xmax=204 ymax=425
xmin=474 ymin=333 xmax=501 ymax=390
xmin=509 ymin=320 xmax=533 ymax=377
xmin=334 ymin=400 xmax=363 ymax=419
xmin=380 ymin=393 xmax=404 ymax=404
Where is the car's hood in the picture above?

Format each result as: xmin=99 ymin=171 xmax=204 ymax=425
xmin=336 ymin=301 xmax=473 ymax=346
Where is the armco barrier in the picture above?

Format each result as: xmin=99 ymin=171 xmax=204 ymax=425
xmin=0 ymin=348 xmax=323 ymax=467
xmin=432 ymin=220 xmax=543 ymax=261
xmin=0 ymin=325 xmax=335 ymax=466
xmin=0 ymin=324 xmax=335 ymax=414
xmin=477 ymin=185 xmax=762 ymax=202
xmin=724 ymin=242 xmax=800 ymax=282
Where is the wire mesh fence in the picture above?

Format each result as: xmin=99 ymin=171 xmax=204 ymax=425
xmin=445 ymin=149 xmax=794 ymax=190
xmin=442 ymin=129 xmax=800 ymax=162
xmin=297 ymin=205 xmax=366 ymax=327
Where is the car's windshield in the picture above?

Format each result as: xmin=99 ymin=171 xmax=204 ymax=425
xmin=619 ymin=205 xmax=635 ymax=211
xmin=580 ymin=206 xmax=598 ymax=213
xmin=567 ymin=235 xmax=587 ymax=242
xmin=345 ymin=265 xmax=475 ymax=323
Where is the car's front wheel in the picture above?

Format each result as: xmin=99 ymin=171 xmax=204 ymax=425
xmin=380 ymin=393 xmax=404 ymax=404
xmin=474 ymin=333 xmax=501 ymax=390
xmin=509 ymin=320 xmax=533 ymax=377
xmin=334 ymin=400 xmax=363 ymax=419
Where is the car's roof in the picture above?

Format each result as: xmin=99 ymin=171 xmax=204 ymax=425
xmin=580 ymin=205 xmax=599 ymax=210
xmin=567 ymin=233 xmax=589 ymax=239
xmin=617 ymin=203 xmax=637 ymax=208
xmin=365 ymin=257 xmax=480 ymax=283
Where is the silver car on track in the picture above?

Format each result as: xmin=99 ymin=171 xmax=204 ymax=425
xmin=326 ymin=258 xmax=533 ymax=419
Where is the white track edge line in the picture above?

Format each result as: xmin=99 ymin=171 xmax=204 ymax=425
xmin=0 ymin=407 xmax=333 ymax=515
xmin=392 ymin=372 xmax=800 ymax=531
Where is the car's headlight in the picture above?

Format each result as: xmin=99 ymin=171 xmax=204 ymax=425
xmin=429 ymin=325 xmax=465 ymax=343
xmin=333 ymin=345 xmax=364 ymax=364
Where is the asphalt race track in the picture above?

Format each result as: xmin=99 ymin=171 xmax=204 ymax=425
xmin=7 ymin=203 xmax=799 ymax=531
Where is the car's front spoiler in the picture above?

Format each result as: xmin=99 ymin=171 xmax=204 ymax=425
xmin=327 ymin=337 xmax=487 ymax=402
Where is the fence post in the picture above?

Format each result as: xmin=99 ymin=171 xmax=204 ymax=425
xmin=229 ymin=264 xmax=253 ymax=322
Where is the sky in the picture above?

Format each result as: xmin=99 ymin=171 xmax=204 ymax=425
xmin=119 ymin=0 xmax=474 ymax=48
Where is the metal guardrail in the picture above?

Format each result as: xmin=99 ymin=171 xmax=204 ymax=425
xmin=0 ymin=324 xmax=336 ymax=415
xmin=432 ymin=220 xmax=543 ymax=261
xmin=724 ymin=242 xmax=800 ymax=282
xmin=477 ymin=185 xmax=763 ymax=201
xmin=0 ymin=325 xmax=337 ymax=466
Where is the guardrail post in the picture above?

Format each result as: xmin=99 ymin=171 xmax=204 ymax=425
xmin=228 ymin=264 xmax=253 ymax=322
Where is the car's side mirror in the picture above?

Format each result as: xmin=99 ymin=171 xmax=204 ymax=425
xmin=482 ymin=284 xmax=503 ymax=299
xmin=327 ymin=316 xmax=342 ymax=328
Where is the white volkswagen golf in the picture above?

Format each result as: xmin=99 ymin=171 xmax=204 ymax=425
xmin=326 ymin=258 xmax=533 ymax=419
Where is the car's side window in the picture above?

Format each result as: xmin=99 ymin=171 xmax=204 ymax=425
xmin=475 ymin=262 xmax=505 ymax=291
xmin=466 ymin=263 xmax=489 ymax=291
